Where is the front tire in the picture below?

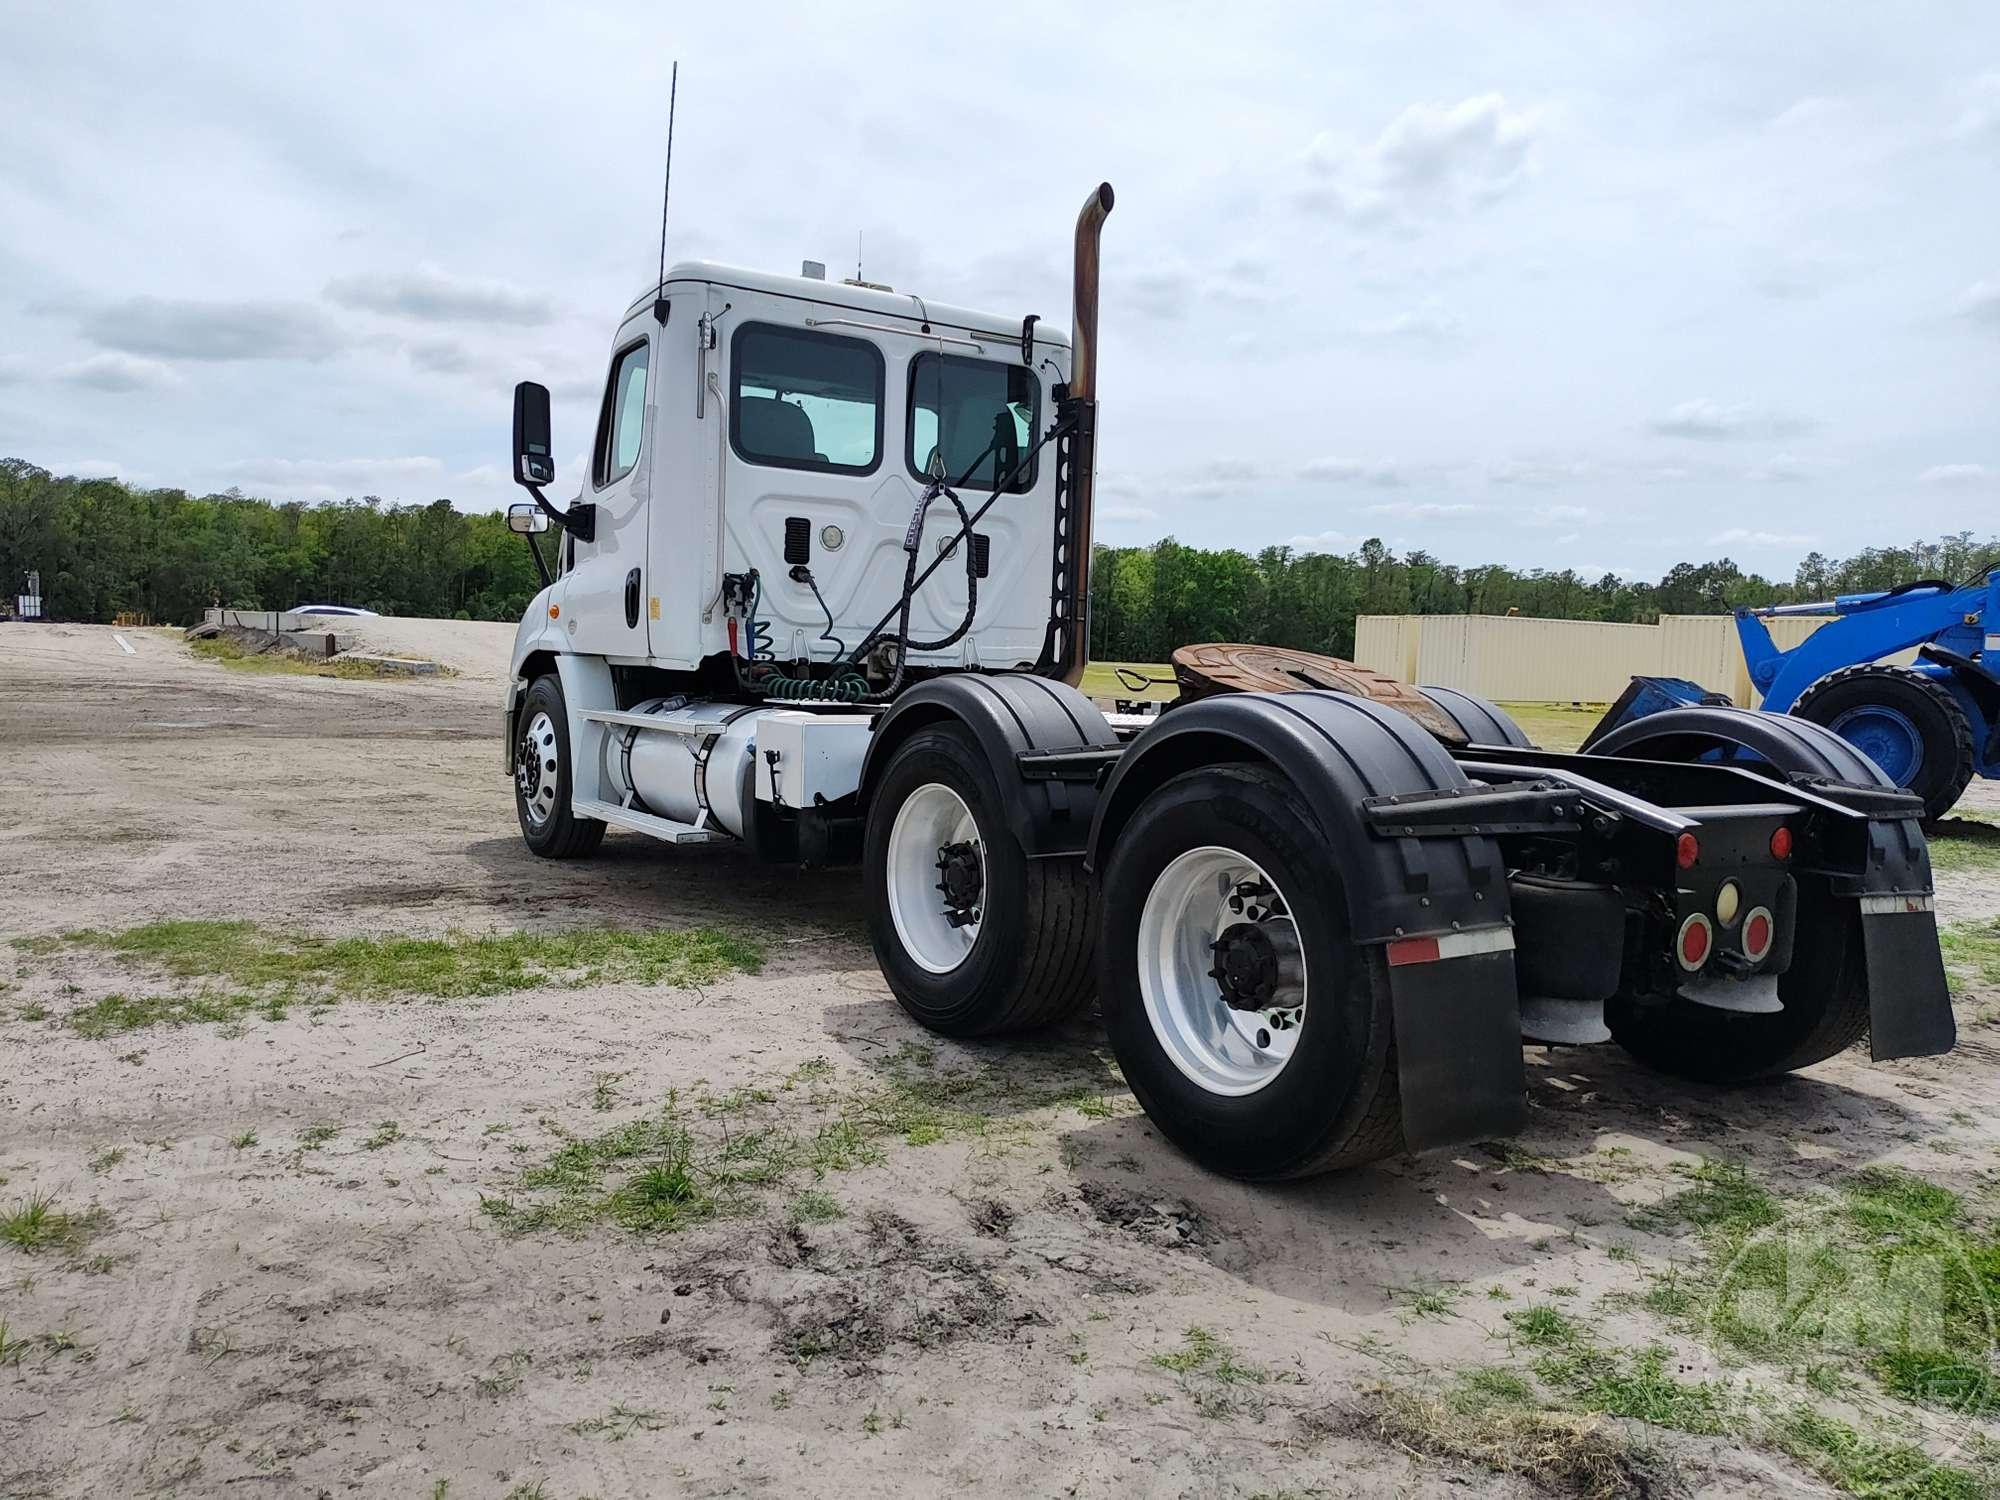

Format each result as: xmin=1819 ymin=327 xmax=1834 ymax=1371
xmin=514 ymin=674 xmax=605 ymax=859
xmin=1792 ymin=665 xmax=1974 ymax=822
xmin=1098 ymin=764 xmax=1404 ymax=1179
xmin=863 ymin=724 xmax=1095 ymax=1036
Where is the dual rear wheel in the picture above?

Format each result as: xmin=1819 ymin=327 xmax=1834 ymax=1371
xmin=864 ymin=730 xmax=1403 ymax=1178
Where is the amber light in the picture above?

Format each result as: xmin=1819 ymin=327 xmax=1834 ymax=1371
xmin=1676 ymin=832 xmax=1700 ymax=870
xmin=1770 ymin=826 xmax=1792 ymax=861
xmin=548 ymin=603 xmax=561 ymax=619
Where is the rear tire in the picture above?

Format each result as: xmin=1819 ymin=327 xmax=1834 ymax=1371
xmin=1098 ymin=764 xmax=1403 ymax=1179
xmin=1792 ymin=665 xmax=1974 ymax=822
xmin=863 ymin=723 xmax=1096 ymax=1037
xmin=1606 ymin=880 xmax=1871 ymax=1082
xmin=514 ymin=674 xmax=605 ymax=859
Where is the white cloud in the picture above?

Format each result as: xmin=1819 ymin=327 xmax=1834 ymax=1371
xmin=1098 ymin=503 xmax=1159 ymax=524
xmin=1770 ymin=96 xmax=1844 ymax=131
xmin=1355 ymin=297 xmax=1464 ymax=346
xmin=1745 ymin=452 xmax=1813 ymax=483
xmin=1955 ymin=278 xmax=2000 ymax=325
xmin=1708 ymin=526 xmax=1814 ymax=547
xmin=1920 ymin=463 xmax=1994 ymax=485
xmin=324 ymin=266 xmax=554 ymax=325
xmin=1488 ymin=458 xmax=1590 ymax=487
xmin=215 ymin=455 xmax=450 ymax=502
xmin=1514 ymin=502 xmax=1591 ymax=526
xmin=1298 ymin=457 xmax=1403 ymax=487
xmin=1363 ymin=499 xmax=1478 ymax=520
xmin=1949 ymin=71 xmax=2000 ymax=141
xmin=1285 ymin=529 xmax=1362 ymax=553
xmin=56 ymin=352 xmax=184 ymax=392
xmin=77 ymin=297 xmax=341 ymax=361
xmin=1649 ymin=398 xmax=1815 ymax=440
xmin=1301 ymin=93 xmax=1541 ymax=227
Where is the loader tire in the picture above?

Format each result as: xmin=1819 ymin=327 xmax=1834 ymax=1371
xmin=1097 ymin=764 xmax=1404 ymax=1179
xmin=1605 ymin=880 xmax=1870 ymax=1082
xmin=514 ymin=674 xmax=606 ymax=859
xmin=864 ymin=723 xmax=1096 ymax=1037
xmin=1792 ymin=665 xmax=1974 ymax=821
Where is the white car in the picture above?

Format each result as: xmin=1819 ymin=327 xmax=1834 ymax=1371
xmin=291 ymin=604 xmax=378 ymax=618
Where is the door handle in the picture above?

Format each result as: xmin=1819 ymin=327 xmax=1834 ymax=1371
xmin=624 ymin=568 xmax=641 ymax=629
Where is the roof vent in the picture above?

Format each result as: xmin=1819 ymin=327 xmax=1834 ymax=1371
xmin=801 ymin=260 xmax=826 ymax=281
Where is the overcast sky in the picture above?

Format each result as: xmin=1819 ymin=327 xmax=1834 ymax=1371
xmin=2 ymin=2 xmax=1994 ymax=581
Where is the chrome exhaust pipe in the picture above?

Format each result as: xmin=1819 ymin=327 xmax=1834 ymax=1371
xmin=1060 ymin=182 xmax=1114 ymax=687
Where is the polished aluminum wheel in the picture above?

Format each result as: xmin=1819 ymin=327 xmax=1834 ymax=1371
xmin=885 ymin=783 xmax=984 ymax=974
xmin=1136 ymin=845 xmax=1307 ymax=1096
xmin=517 ymin=709 xmax=560 ymax=828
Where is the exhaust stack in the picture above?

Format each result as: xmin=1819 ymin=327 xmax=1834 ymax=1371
xmin=1058 ymin=182 xmax=1114 ymax=686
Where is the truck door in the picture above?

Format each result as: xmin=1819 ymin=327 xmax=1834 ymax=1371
xmin=564 ymin=316 xmax=653 ymax=659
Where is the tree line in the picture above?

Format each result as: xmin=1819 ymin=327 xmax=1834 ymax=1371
xmin=4 ymin=459 xmax=1993 ymax=660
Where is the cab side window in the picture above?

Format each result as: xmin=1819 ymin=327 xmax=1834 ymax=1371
xmin=592 ymin=338 xmax=650 ymax=488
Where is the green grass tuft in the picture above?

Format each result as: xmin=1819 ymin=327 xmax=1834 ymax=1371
xmin=1774 ymin=1405 xmax=1985 ymax=1500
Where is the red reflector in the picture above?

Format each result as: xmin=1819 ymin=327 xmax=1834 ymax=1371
xmin=1743 ymin=907 xmax=1774 ymax=963
xmin=1386 ymin=936 xmax=1442 ymax=967
xmin=1769 ymin=826 xmax=1792 ymax=861
xmin=1676 ymin=832 xmax=1700 ymax=870
xmin=1677 ymin=913 xmax=1712 ymax=970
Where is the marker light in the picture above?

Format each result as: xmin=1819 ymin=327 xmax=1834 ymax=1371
xmin=1676 ymin=832 xmax=1700 ymax=870
xmin=1742 ymin=907 xmax=1775 ymax=964
xmin=1715 ymin=880 xmax=1742 ymax=927
xmin=1770 ymin=826 xmax=1793 ymax=861
xmin=1677 ymin=912 xmax=1713 ymax=971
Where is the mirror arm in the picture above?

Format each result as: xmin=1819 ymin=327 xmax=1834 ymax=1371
xmin=525 ymin=484 xmax=596 ymax=545
xmin=525 ymin=530 xmax=553 ymax=589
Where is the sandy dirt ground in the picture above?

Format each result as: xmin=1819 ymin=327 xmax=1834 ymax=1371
xmin=2 ymin=621 xmax=1998 ymax=1499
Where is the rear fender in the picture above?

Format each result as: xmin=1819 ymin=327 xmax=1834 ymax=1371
xmin=858 ymin=674 xmax=1115 ymax=857
xmin=1089 ymin=691 xmax=1525 ymax=1152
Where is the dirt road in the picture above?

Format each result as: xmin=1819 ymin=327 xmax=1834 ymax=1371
xmin=2 ymin=623 xmax=1997 ymax=1499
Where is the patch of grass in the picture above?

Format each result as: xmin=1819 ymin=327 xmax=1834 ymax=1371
xmin=1939 ymin=917 xmax=2000 ymax=991
xmin=1927 ymin=822 xmax=2000 ymax=878
xmin=787 ymin=1189 xmax=843 ymax=1224
xmin=45 ymin=920 xmax=764 ymax=1011
xmin=567 ymin=1401 xmax=665 ymax=1440
xmin=1365 ymin=1383 xmax=1652 ymax=1500
xmin=190 ymin=632 xmax=441 ymax=680
xmin=0 ymin=1192 xmax=102 ymax=1254
xmin=590 ymin=1072 xmax=625 ymax=1112
xmin=298 ymin=1123 xmax=340 ymax=1150
xmin=362 ymin=1121 xmax=400 ymax=1151
xmin=87 ymin=1148 xmax=125 ymax=1175
xmin=230 ymin=1130 xmax=257 ymax=1150
xmin=1493 ymin=702 xmax=1607 ymax=755
xmin=1773 ymin=1405 xmax=1986 ymax=1500
xmin=67 ymin=989 xmax=276 ymax=1039
xmin=1505 ymin=1304 xmax=1581 ymax=1348
xmin=482 ymin=1107 xmax=719 ymax=1237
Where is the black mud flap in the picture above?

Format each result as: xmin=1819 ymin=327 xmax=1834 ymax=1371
xmin=1385 ymin=936 xmax=1527 ymax=1152
xmin=1863 ymin=897 xmax=1956 ymax=1061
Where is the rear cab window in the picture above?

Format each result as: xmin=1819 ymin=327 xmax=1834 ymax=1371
xmin=730 ymin=324 xmax=883 ymax=474
xmin=908 ymin=352 xmax=1038 ymax=492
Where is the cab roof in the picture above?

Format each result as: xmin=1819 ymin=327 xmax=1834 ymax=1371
xmin=623 ymin=260 xmax=1071 ymax=351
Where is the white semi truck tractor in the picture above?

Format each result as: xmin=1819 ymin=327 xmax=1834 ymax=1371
xmin=503 ymin=184 xmax=1955 ymax=1181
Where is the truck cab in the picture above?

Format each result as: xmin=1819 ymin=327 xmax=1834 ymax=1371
xmin=511 ymin=263 xmax=1072 ymax=685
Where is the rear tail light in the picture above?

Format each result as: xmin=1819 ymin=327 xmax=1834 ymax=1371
xmin=1742 ymin=906 xmax=1775 ymax=964
xmin=1676 ymin=912 xmax=1713 ymax=971
xmin=1769 ymin=826 xmax=1792 ymax=861
xmin=1676 ymin=832 xmax=1700 ymax=870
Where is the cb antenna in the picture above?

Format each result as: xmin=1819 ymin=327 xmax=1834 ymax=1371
xmin=651 ymin=61 xmax=679 ymax=326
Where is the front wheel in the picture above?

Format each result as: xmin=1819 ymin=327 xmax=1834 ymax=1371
xmin=1792 ymin=665 xmax=1974 ymax=822
xmin=514 ymin=674 xmax=605 ymax=859
xmin=1098 ymin=764 xmax=1404 ymax=1179
xmin=863 ymin=724 xmax=1095 ymax=1036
